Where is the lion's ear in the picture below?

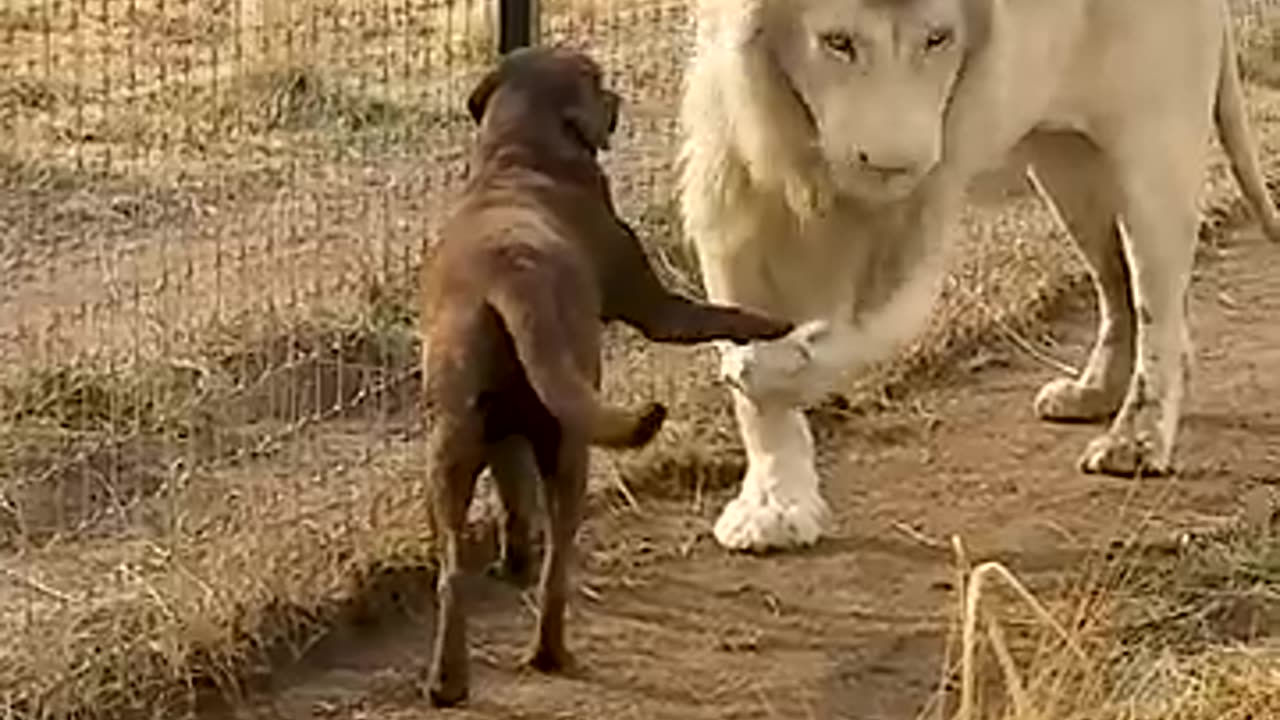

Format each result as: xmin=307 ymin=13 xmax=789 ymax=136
xmin=466 ymin=67 xmax=502 ymax=124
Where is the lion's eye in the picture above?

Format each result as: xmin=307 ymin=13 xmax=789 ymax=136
xmin=924 ymin=28 xmax=954 ymax=52
xmin=818 ymin=31 xmax=858 ymax=62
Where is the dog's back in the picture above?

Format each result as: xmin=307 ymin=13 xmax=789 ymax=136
xmin=422 ymin=167 xmax=664 ymax=449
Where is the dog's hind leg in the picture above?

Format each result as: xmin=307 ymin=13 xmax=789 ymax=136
xmin=484 ymin=435 xmax=539 ymax=585
xmin=424 ymin=415 xmax=485 ymax=708
xmin=525 ymin=426 xmax=587 ymax=674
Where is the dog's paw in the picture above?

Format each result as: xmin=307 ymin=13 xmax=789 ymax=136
xmin=629 ymin=402 xmax=667 ymax=447
xmin=524 ymin=643 xmax=575 ymax=675
xmin=424 ymin=667 xmax=469 ymax=709
xmin=485 ymin=552 xmax=534 ymax=587
xmin=721 ymin=320 xmax=831 ymax=405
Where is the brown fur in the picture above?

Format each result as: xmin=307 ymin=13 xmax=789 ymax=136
xmin=418 ymin=46 xmax=793 ymax=708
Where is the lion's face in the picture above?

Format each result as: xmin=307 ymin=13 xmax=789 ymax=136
xmin=770 ymin=0 xmax=968 ymax=202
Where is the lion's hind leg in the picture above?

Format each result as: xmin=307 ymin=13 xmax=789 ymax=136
xmin=1026 ymin=132 xmax=1135 ymax=424
xmin=1077 ymin=126 xmax=1205 ymax=477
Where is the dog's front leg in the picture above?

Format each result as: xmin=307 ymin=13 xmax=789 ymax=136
xmin=484 ymin=436 xmax=539 ymax=586
xmin=627 ymin=293 xmax=794 ymax=345
xmin=607 ymin=218 xmax=793 ymax=344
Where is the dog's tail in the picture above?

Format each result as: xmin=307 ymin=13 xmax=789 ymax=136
xmin=1215 ymin=6 xmax=1280 ymax=242
xmin=487 ymin=256 xmax=667 ymax=449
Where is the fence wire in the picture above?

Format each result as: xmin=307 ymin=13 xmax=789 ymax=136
xmin=0 ymin=0 xmax=694 ymax=715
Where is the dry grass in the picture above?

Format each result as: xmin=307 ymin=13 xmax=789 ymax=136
xmin=1 ymin=1 xmax=1279 ymax=718
xmin=936 ymin=516 xmax=1280 ymax=720
xmin=1238 ymin=0 xmax=1280 ymax=87
xmin=0 ymin=448 xmax=437 ymax=718
xmin=0 ymin=263 xmax=426 ymax=716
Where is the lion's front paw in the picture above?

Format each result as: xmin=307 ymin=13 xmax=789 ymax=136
xmin=1078 ymin=428 xmax=1173 ymax=478
xmin=720 ymin=320 xmax=831 ymax=405
xmin=713 ymin=483 xmax=830 ymax=553
xmin=713 ymin=457 xmax=829 ymax=553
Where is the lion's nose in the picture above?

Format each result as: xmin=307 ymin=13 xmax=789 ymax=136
xmin=856 ymin=150 xmax=918 ymax=179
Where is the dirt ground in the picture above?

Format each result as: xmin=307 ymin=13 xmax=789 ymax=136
xmin=194 ymin=209 xmax=1280 ymax=719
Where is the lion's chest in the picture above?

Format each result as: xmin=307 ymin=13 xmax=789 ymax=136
xmin=751 ymin=204 xmax=922 ymax=321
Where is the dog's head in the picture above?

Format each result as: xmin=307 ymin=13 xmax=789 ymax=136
xmin=466 ymin=46 xmax=621 ymax=152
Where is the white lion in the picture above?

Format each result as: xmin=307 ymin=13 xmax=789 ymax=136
xmin=679 ymin=0 xmax=1280 ymax=552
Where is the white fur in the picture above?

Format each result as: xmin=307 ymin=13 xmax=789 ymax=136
xmin=719 ymin=250 xmax=947 ymax=408
xmin=680 ymin=0 xmax=1280 ymax=551
xmin=712 ymin=395 xmax=828 ymax=551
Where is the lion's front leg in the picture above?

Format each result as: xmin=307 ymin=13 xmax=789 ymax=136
xmin=710 ymin=318 xmax=858 ymax=552
xmin=719 ymin=319 xmax=846 ymax=406
xmin=701 ymin=317 xmax=841 ymax=552
xmin=691 ymin=240 xmax=847 ymax=553
xmin=693 ymin=208 xmax=946 ymax=551
xmin=712 ymin=391 xmax=830 ymax=552
xmin=711 ymin=304 xmax=925 ymax=552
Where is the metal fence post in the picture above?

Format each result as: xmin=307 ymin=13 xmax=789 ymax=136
xmin=498 ymin=0 xmax=540 ymax=54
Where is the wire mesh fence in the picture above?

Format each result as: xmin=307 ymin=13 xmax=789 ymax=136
xmin=0 ymin=0 xmax=695 ymax=714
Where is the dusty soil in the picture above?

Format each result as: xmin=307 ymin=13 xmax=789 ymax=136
xmin=197 ymin=218 xmax=1280 ymax=719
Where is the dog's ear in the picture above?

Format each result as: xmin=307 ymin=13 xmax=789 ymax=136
xmin=562 ymin=89 xmax=618 ymax=151
xmin=467 ymin=67 xmax=502 ymax=124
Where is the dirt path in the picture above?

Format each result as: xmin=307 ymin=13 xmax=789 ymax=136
xmin=205 ymin=223 xmax=1279 ymax=720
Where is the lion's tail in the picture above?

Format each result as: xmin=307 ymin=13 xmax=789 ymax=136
xmin=1215 ymin=5 xmax=1280 ymax=242
xmin=486 ymin=259 xmax=666 ymax=449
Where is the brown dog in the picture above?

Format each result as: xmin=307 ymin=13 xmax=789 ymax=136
xmin=419 ymin=46 xmax=793 ymax=707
